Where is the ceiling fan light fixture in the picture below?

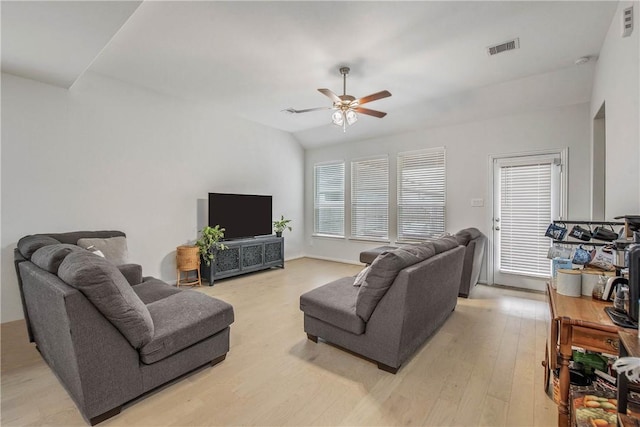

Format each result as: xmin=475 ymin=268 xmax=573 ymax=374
xmin=287 ymin=66 xmax=391 ymax=133
xmin=331 ymin=110 xmax=344 ymax=126
xmin=346 ymin=109 xmax=358 ymax=125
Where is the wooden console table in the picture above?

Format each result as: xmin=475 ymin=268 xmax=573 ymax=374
xmin=200 ymin=236 xmax=284 ymax=285
xmin=545 ymin=282 xmax=632 ymax=427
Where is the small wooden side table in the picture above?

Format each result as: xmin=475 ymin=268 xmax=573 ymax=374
xmin=176 ymin=245 xmax=201 ymax=287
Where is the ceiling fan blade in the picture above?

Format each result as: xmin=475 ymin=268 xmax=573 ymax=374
xmin=283 ymin=106 xmax=332 ymax=114
xmin=356 ymin=90 xmax=392 ymax=105
xmin=318 ymin=88 xmax=342 ymax=103
xmin=354 ymin=107 xmax=387 ymax=118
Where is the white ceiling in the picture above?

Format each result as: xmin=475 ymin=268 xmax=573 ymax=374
xmin=1 ymin=1 xmax=142 ymax=88
xmin=2 ymin=1 xmax=618 ymax=148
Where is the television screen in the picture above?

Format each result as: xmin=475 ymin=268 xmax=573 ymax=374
xmin=208 ymin=193 xmax=272 ymax=240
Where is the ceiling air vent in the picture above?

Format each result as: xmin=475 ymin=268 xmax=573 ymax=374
xmin=487 ymin=38 xmax=520 ymax=56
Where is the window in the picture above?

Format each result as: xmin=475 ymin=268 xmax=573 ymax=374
xmin=314 ymin=161 xmax=345 ymax=236
xmin=351 ymin=157 xmax=389 ymax=240
xmin=397 ymin=148 xmax=445 ymax=241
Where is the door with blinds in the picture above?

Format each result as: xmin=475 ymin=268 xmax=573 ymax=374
xmin=492 ymin=153 xmax=563 ymax=291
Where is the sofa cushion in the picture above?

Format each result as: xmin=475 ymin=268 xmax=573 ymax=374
xmin=300 ymin=277 xmax=365 ymax=334
xmin=117 ymin=264 xmax=143 ymax=286
xmin=140 ymin=291 xmax=234 ymax=364
xmin=17 ymin=235 xmax=61 ymax=259
xmin=402 ymin=243 xmax=436 ymax=260
xmin=77 ymin=236 xmax=129 ymax=265
xmin=44 ymin=230 xmax=126 ymax=245
xmin=455 ymin=228 xmax=482 ymax=246
xmin=359 ymin=245 xmax=397 ymax=265
xmin=31 ymin=244 xmax=84 ymax=273
xmin=431 ymin=235 xmax=460 ymax=253
xmin=132 ymin=278 xmax=182 ymax=304
xmin=356 ymin=247 xmax=421 ymax=322
xmin=454 ymin=230 xmax=471 ymax=246
xmin=58 ymin=251 xmax=154 ymax=348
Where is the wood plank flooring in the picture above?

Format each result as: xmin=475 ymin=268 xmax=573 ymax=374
xmin=1 ymin=258 xmax=557 ymax=426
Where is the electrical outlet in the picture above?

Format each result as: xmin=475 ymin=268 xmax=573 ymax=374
xmin=471 ymin=198 xmax=484 ymax=207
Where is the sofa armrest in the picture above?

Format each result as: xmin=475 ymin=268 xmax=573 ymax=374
xmin=19 ymin=262 xmax=143 ymax=421
xmin=117 ymin=263 xmax=143 ymax=286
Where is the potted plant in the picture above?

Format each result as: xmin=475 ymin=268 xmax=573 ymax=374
xmin=273 ymin=215 xmax=292 ymax=237
xmin=195 ymin=225 xmax=228 ymax=266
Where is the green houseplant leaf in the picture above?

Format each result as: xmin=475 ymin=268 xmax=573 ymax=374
xmin=273 ymin=215 xmax=292 ymax=233
xmin=195 ymin=225 xmax=228 ymax=266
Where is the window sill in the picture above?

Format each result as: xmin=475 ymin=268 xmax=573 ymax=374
xmin=348 ymin=237 xmax=391 ymax=244
xmin=394 ymin=238 xmax=440 ymax=245
xmin=498 ymin=270 xmax=551 ymax=279
xmin=312 ymin=234 xmax=346 ymax=240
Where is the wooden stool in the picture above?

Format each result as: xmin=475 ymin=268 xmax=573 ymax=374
xmin=176 ymin=245 xmax=202 ymax=287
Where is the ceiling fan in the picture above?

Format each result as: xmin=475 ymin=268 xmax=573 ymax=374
xmin=284 ymin=66 xmax=392 ymax=132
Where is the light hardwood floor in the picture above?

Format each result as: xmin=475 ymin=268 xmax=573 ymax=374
xmin=1 ymin=258 xmax=557 ymax=426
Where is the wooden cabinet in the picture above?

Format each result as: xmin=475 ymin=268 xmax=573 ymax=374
xmin=200 ymin=236 xmax=284 ymax=285
xmin=618 ymin=331 xmax=640 ymax=426
xmin=545 ymin=283 xmax=629 ymax=427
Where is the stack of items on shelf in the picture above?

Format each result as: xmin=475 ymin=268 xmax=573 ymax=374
xmin=552 ymin=350 xmax=617 ymax=404
xmin=544 ymin=220 xmax=628 ymax=298
xmin=567 ymin=349 xmax=640 ymax=426
xmin=572 ymin=392 xmax=617 ymax=427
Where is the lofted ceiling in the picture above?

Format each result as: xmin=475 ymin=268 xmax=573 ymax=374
xmin=2 ymin=1 xmax=618 ymax=148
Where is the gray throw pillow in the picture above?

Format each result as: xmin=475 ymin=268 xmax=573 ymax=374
xmin=432 ymin=235 xmax=459 ymax=253
xmin=454 ymin=229 xmax=472 ymax=246
xmin=17 ymin=235 xmax=61 ymax=259
xmin=356 ymin=248 xmax=421 ymax=321
xmin=77 ymin=236 xmax=129 ymax=265
xmin=58 ymin=251 xmax=154 ymax=348
xmin=31 ymin=244 xmax=84 ymax=273
xmin=402 ymin=243 xmax=436 ymax=260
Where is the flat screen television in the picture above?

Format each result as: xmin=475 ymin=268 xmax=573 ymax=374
xmin=208 ymin=193 xmax=272 ymax=240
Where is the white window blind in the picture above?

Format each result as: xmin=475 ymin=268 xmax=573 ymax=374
xmin=499 ymin=162 xmax=552 ymax=277
xmin=397 ymin=149 xmax=445 ymax=241
xmin=351 ymin=157 xmax=389 ymax=240
xmin=314 ymin=162 xmax=345 ymax=236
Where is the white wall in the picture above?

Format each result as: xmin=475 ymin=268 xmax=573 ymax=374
xmin=591 ymin=1 xmax=640 ymax=219
xmin=304 ymin=103 xmax=592 ymax=274
xmin=1 ymin=72 xmax=305 ymax=323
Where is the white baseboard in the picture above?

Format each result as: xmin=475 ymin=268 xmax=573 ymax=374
xmin=302 ymin=255 xmax=363 ymax=266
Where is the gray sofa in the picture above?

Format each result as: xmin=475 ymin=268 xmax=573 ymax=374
xmin=14 ymin=231 xmax=234 ymax=425
xmin=300 ymin=236 xmax=464 ymax=373
xmin=453 ymin=227 xmax=487 ymax=298
xmin=358 ymin=227 xmax=486 ymax=298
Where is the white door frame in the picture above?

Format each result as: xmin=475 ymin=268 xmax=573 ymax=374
xmin=486 ymin=148 xmax=568 ymax=286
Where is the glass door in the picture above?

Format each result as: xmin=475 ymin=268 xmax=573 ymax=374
xmin=492 ymin=153 xmax=563 ymax=291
